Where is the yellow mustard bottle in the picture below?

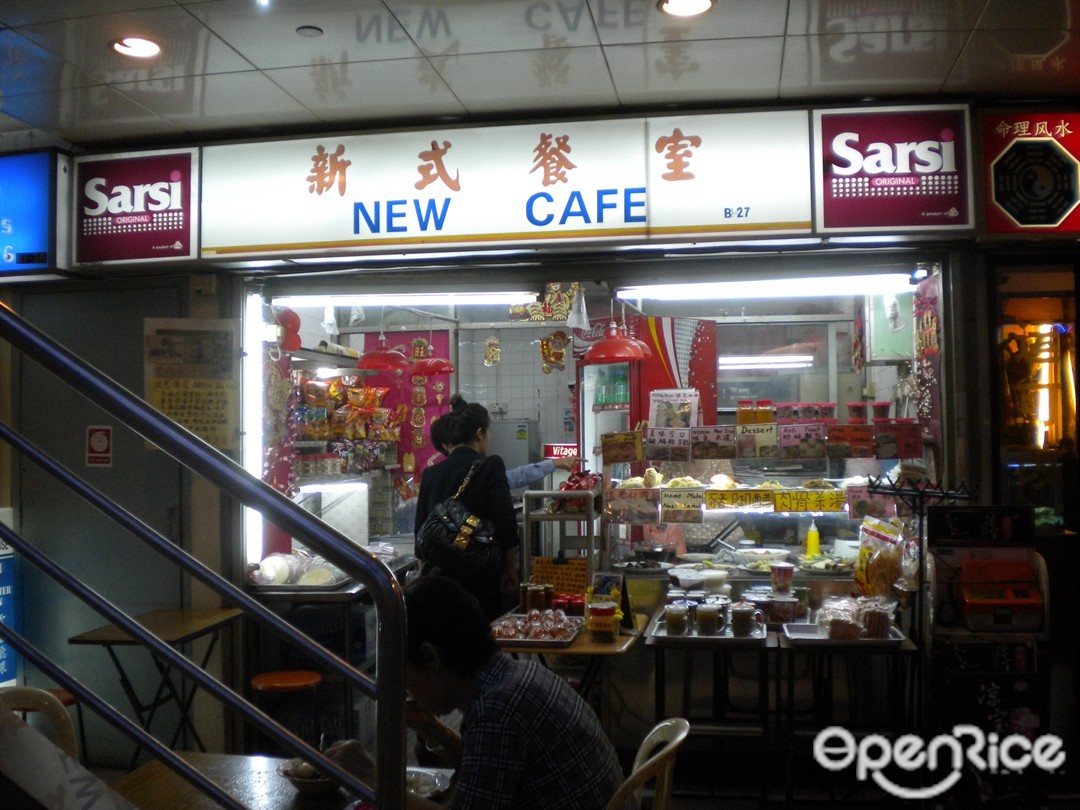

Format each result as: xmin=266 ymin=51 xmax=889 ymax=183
xmin=806 ymin=520 xmax=820 ymax=557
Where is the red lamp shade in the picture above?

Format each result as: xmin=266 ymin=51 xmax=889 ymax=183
xmin=620 ymin=323 xmax=653 ymax=358
xmin=410 ymin=346 xmax=455 ymax=375
xmin=582 ymin=321 xmax=646 ymax=364
xmin=357 ymin=334 xmax=409 ymax=371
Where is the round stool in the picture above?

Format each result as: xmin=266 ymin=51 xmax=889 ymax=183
xmin=250 ymin=670 xmax=322 ymax=750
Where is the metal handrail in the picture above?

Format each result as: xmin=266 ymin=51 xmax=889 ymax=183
xmin=0 ymin=302 xmax=408 ymax=808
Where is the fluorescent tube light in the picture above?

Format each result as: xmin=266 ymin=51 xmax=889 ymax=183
xmin=718 ymin=354 xmax=813 ymax=371
xmin=272 ymin=291 xmax=538 ymax=308
xmin=617 ymin=273 xmax=912 ymax=301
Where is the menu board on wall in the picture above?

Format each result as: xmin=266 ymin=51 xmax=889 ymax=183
xmin=143 ymin=318 xmax=239 ymax=451
xmin=982 ymin=112 xmax=1080 ymax=234
xmin=814 ymin=105 xmax=973 ymax=233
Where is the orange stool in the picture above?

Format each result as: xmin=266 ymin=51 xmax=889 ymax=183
xmin=11 ymin=688 xmax=88 ymax=764
xmin=250 ymin=670 xmax=322 ymax=749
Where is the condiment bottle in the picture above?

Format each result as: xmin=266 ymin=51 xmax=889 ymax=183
xmin=806 ymin=519 xmax=820 ymax=557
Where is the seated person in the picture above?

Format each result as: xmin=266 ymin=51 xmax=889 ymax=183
xmin=329 ymin=575 xmax=625 ymax=809
xmin=430 ymin=413 xmax=580 ymax=489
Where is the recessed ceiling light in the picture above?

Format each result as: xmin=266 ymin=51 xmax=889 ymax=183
xmin=657 ymin=0 xmax=715 ymax=17
xmin=111 ymin=37 xmax=161 ymax=58
xmin=296 ymin=25 xmax=324 ymax=37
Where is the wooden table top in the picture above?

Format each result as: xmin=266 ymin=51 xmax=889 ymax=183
xmin=497 ymin=627 xmax=642 ymax=657
xmin=112 ymin=752 xmax=350 ymax=810
xmin=69 ymin=607 xmax=244 ymax=646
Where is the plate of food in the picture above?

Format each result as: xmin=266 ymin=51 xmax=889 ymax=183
xmin=797 ymin=554 xmax=857 ymax=575
xmin=736 ymin=561 xmax=780 ymax=576
xmin=406 ymin=767 xmax=453 ymax=799
xmin=278 ymin=759 xmax=339 ymax=797
xmin=613 ymin=560 xmax=673 ymax=571
xmin=678 ymin=552 xmax=719 ymax=563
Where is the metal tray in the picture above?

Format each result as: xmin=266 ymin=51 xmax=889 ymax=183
xmin=782 ymin=623 xmax=905 ymax=647
xmin=250 ymin=577 xmax=353 ymax=593
xmin=649 ymin=619 xmax=768 ymax=645
xmin=492 ymin=616 xmax=585 ymax=649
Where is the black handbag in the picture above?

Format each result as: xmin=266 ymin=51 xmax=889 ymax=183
xmin=415 ymin=461 xmax=503 ymax=587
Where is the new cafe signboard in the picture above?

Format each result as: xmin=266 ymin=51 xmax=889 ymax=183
xmin=200 ymin=111 xmax=815 ymax=259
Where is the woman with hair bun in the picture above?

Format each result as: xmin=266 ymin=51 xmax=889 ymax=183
xmin=414 ymin=395 xmax=520 ymax=619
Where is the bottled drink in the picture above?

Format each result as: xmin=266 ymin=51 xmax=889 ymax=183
xmin=595 ymin=369 xmax=609 ymax=405
xmin=613 ymin=366 xmax=629 ymax=404
xmin=755 ymin=399 xmax=774 ymax=423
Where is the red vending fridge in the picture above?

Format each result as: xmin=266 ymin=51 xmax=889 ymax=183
xmin=574 ymin=314 xmax=717 ymax=475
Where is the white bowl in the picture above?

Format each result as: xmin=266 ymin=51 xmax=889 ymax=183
xmin=676 ymin=572 xmax=706 ymax=590
xmin=699 ymin=569 xmax=729 ymax=593
xmin=732 ymin=547 xmax=791 ymax=566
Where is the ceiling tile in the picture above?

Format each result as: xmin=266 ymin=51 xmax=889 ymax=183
xmin=947 ymin=30 xmax=1080 ymax=95
xmin=780 ymin=32 xmax=965 ymax=98
xmin=786 ymin=0 xmax=989 ymax=35
xmin=436 ymin=46 xmax=618 ymax=114
xmin=191 ymin=0 xmax=421 ymax=70
xmin=115 ymin=70 xmax=322 ymax=133
xmin=16 ymin=5 xmax=256 ymax=80
xmin=384 ymin=0 xmax=601 ymax=56
xmin=591 ymin=0 xmax=787 ymax=45
xmin=0 ymin=29 xmax=101 ymax=97
xmin=265 ymin=58 xmax=467 ymax=122
xmin=1 ymin=85 xmax=186 ymax=145
xmin=977 ymin=0 xmax=1080 ymax=30
xmin=0 ymin=0 xmax=175 ymax=28
xmin=605 ymin=39 xmax=784 ymax=105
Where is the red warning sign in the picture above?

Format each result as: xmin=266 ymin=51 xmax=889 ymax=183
xmin=86 ymin=425 xmax=113 ymax=467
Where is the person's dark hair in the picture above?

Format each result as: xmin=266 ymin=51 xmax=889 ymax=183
xmin=405 ymin=575 xmax=497 ymax=676
xmin=443 ymin=394 xmax=491 ymax=448
xmin=429 ymin=413 xmax=450 ymax=456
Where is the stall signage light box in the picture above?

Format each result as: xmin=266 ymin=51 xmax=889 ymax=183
xmin=0 ymin=152 xmax=62 ymax=275
xmin=982 ymin=111 xmax=1080 ymax=233
xmin=814 ymin=104 xmax=973 ymax=233
xmin=200 ymin=111 xmax=812 ymax=260
xmin=73 ymin=148 xmax=199 ymax=265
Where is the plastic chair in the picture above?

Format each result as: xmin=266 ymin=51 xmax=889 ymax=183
xmin=607 ymin=717 xmax=690 ymax=810
xmin=0 ymin=686 xmax=79 ymax=760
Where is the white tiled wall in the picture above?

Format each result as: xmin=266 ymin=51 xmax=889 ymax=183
xmin=457 ymin=327 xmax=578 ymax=447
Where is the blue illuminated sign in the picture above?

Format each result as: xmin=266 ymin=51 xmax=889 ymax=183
xmin=0 ymin=152 xmax=53 ymax=273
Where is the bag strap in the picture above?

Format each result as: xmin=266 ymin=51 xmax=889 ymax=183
xmin=450 ymin=460 xmax=484 ymax=501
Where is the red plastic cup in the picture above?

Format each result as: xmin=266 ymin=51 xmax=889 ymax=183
xmin=770 ymin=561 xmax=795 ymax=594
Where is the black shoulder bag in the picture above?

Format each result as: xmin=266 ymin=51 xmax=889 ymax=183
xmin=415 ymin=461 xmax=503 ymax=587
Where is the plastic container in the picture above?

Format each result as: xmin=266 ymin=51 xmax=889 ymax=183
xmin=871 ymin=401 xmax=892 ymax=419
xmin=818 ymin=402 xmax=837 ymax=419
xmin=846 ymin=401 xmax=867 ymax=420
xmin=755 ymin=399 xmax=774 ymax=423
xmin=736 ymin=400 xmax=755 ymax=425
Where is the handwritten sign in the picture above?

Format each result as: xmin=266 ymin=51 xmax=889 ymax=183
xmin=690 ymin=425 xmax=735 ymax=459
xmin=603 ymin=488 xmax=660 ymax=524
xmin=773 ymin=489 xmax=846 ymax=512
xmin=736 ymin=423 xmax=778 ymax=458
xmin=660 ymin=488 xmax=704 ymax=523
xmin=704 ymin=489 xmax=775 ymax=510
xmin=846 ymin=485 xmax=897 ymax=520
xmin=532 ymin=557 xmax=589 ymax=594
xmin=601 ymin=430 xmax=643 ymax=464
xmin=827 ymin=424 xmax=874 ymax=459
xmin=645 ymin=427 xmax=691 ymax=461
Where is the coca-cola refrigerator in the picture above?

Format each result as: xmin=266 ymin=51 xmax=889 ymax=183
xmin=574 ymin=315 xmax=717 ymax=476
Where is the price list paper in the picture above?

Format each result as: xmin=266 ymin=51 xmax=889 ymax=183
xmin=704 ymin=489 xmax=776 ymax=511
xmin=772 ymin=489 xmax=847 ymax=512
xmin=660 ymin=488 xmax=704 ymax=523
xmin=531 ymin=557 xmax=589 ymax=594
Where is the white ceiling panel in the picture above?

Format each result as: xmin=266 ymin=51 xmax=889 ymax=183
xmin=115 ymin=71 xmax=322 ymax=132
xmin=438 ymin=46 xmax=619 ymax=114
xmin=606 ymin=39 xmax=785 ymax=105
xmin=0 ymin=0 xmax=1074 ymax=152
xmin=593 ymin=0 xmax=788 ymax=44
xmin=385 ymin=0 xmax=602 ymax=56
xmin=193 ymin=0 xmax=421 ymax=69
xmin=265 ymin=58 xmax=467 ymax=122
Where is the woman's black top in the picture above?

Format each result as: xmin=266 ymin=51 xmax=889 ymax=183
xmin=414 ymin=447 xmax=520 ymax=618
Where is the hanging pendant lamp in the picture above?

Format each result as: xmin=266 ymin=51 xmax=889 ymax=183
xmin=582 ymin=321 xmax=646 ymax=364
xmin=620 ymin=323 xmax=653 ymax=358
xmin=410 ymin=345 xmax=455 ymax=375
xmin=357 ymin=332 xmax=409 ymax=371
